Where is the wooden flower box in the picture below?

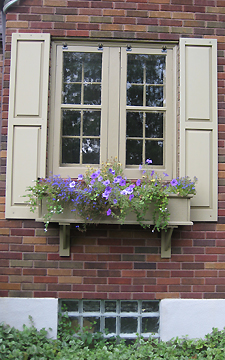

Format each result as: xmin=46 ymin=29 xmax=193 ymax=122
xmin=37 ymin=194 xmax=193 ymax=258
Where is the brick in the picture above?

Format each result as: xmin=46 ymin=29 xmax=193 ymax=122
xmin=134 ymin=262 xmax=156 ymax=269
xmin=85 ymin=245 xmax=109 ymax=253
xmin=206 ymin=262 xmax=225 ymax=269
xmin=22 ymin=284 xmax=46 ymax=290
xmin=156 ymin=292 xmax=179 ymax=299
xmin=11 ymin=229 xmax=35 ymax=236
xmin=48 ymin=269 xmax=72 ymax=276
xmin=23 ymin=269 xmax=46 ymax=276
xmin=98 ymin=270 xmax=120 ymax=277
xmin=0 ymin=283 xmax=21 ymax=290
xmin=23 ymin=236 xmax=47 ymax=244
xmin=23 ymin=253 xmax=47 ymax=260
xmin=84 ymin=277 xmax=106 ymax=284
xmin=9 ymin=291 xmax=32 ymax=297
xmin=43 ymin=0 xmax=67 ymax=6
xmin=90 ymin=16 xmax=112 ymax=23
xmin=123 ymin=255 xmax=145 ymax=261
xmin=122 ymin=270 xmax=146 ymax=277
xmin=9 ymin=275 xmax=32 ymax=283
xmin=35 ymin=245 xmax=59 ymax=252
xmin=42 ymin=14 xmax=64 ymax=21
xmin=58 ymin=276 xmax=82 ymax=284
xmin=6 ymin=21 xmax=28 ymax=28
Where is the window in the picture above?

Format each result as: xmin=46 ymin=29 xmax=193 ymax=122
xmin=50 ymin=42 xmax=176 ymax=179
xmin=60 ymin=299 xmax=160 ymax=339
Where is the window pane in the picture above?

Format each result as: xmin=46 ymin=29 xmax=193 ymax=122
xmin=142 ymin=301 xmax=159 ymax=313
xmin=83 ymin=111 xmax=101 ymax=136
xmin=83 ymin=53 xmax=102 ymax=82
xmin=142 ymin=317 xmax=159 ymax=333
xmin=127 ymin=112 xmax=143 ymax=137
xmin=83 ymin=300 xmax=100 ymax=312
xmin=145 ymin=113 xmax=163 ymax=138
xmin=82 ymin=139 xmax=100 ymax=164
xmin=105 ymin=317 xmax=116 ymax=333
xmin=121 ymin=317 xmax=138 ymax=333
xmin=83 ymin=317 xmax=100 ymax=332
xmin=63 ymin=83 xmax=81 ymax=104
xmin=63 ymin=52 xmax=82 ymax=83
xmin=84 ymin=84 xmax=101 ymax=105
xmin=146 ymin=55 xmax=165 ymax=85
xmin=62 ymin=110 xmax=81 ymax=136
xmin=127 ymin=85 xmax=143 ymax=106
xmin=145 ymin=140 xmax=163 ymax=165
xmin=62 ymin=138 xmax=80 ymax=164
xmin=127 ymin=54 xmax=145 ymax=83
xmin=126 ymin=139 xmax=142 ymax=165
xmin=68 ymin=317 xmax=80 ymax=331
xmin=146 ymin=86 xmax=164 ymax=107
xmin=105 ymin=301 xmax=117 ymax=312
xmin=61 ymin=300 xmax=79 ymax=312
xmin=121 ymin=301 xmax=138 ymax=312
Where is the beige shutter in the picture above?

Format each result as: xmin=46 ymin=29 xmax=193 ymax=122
xmin=180 ymin=38 xmax=217 ymax=221
xmin=6 ymin=33 xmax=50 ymax=218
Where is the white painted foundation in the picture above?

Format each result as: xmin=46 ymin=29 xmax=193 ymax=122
xmin=160 ymin=299 xmax=225 ymax=341
xmin=1 ymin=298 xmax=225 ymax=341
xmin=0 ymin=298 xmax=58 ymax=338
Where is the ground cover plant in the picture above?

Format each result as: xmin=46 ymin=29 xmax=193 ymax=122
xmin=1 ymin=317 xmax=225 ymax=359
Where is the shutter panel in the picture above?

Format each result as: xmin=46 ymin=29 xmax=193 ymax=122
xmin=6 ymin=33 xmax=50 ymax=219
xmin=180 ymin=38 xmax=217 ymax=221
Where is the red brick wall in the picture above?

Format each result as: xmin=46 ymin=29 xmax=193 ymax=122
xmin=1 ymin=0 xmax=225 ymax=300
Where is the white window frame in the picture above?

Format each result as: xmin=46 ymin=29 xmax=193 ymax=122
xmin=49 ymin=41 xmax=177 ymax=180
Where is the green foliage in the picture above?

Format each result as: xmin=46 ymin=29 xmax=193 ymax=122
xmin=2 ymin=321 xmax=225 ymax=360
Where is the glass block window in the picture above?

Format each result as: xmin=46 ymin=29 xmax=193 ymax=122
xmin=60 ymin=299 xmax=160 ymax=339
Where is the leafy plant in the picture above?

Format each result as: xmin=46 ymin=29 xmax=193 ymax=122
xmin=26 ymin=158 xmax=197 ymax=232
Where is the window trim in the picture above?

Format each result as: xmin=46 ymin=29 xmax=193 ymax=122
xmin=49 ymin=41 xmax=177 ymax=180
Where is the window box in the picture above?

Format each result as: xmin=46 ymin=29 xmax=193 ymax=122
xmin=37 ymin=194 xmax=193 ymax=258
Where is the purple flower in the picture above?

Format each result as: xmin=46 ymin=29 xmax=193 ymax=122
xmin=139 ymin=164 xmax=142 ymax=170
xmin=119 ymin=179 xmax=126 ymax=186
xmin=146 ymin=159 xmax=152 ymax=164
xmin=78 ymin=174 xmax=83 ymax=181
xmin=129 ymin=194 xmax=134 ymax=201
xmin=109 ymin=168 xmax=115 ymax=175
xmin=91 ymin=172 xmax=98 ymax=179
xmin=98 ymin=176 xmax=103 ymax=182
xmin=90 ymin=179 xmax=96 ymax=185
xmin=171 ymin=179 xmax=178 ymax=187
xmin=107 ymin=208 xmax=111 ymax=216
xmin=69 ymin=181 xmax=76 ymax=188
xmin=151 ymin=170 xmax=155 ymax=177
xmin=103 ymin=179 xmax=110 ymax=186
xmin=113 ymin=176 xmax=122 ymax=184
xmin=113 ymin=199 xmax=117 ymax=204
xmin=120 ymin=189 xmax=127 ymax=195
xmin=163 ymin=172 xmax=169 ymax=177
xmin=136 ymin=179 xmax=141 ymax=186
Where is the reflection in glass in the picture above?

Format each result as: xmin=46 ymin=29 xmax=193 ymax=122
xmin=62 ymin=300 xmax=79 ymax=312
xmin=63 ymin=83 xmax=81 ymax=104
xmin=63 ymin=52 xmax=102 ymax=105
xmin=105 ymin=301 xmax=117 ymax=312
xmin=127 ymin=54 xmax=165 ymax=85
xmin=82 ymin=138 xmax=100 ymax=164
xmin=121 ymin=317 xmax=137 ymax=333
xmin=145 ymin=140 xmax=163 ymax=165
xmin=62 ymin=138 xmax=80 ymax=164
xmin=83 ymin=111 xmax=101 ymax=136
xmin=83 ymin=317 xmax=100 ymax=332
xmin=126 ymin=139 xmax=142 ymax=165
xmin=127 ymin=85 xmax=143 ymax=106
xmin=142 ymin=317 xmax=159 ymax=333
xmin=146 ymin=86 xmax=164 ymax=107
xmin=145 ymin=113 xmax=163 ymax=138
xmin=83 ymin=301 xmax=100 ymax=312
xmin=84 ymin=84 xmax=101 ymax=105
xmin=62 ymin=110 xmax=81 ymax=136
xmin=142 ymin=301 xmax=159 ymax=313
xmin=105 ymin=317 xmax=116 ymax=333
xmin=121 ymin=301 xmax=138 ymax=312
xmin=126 ymin=112 xmax=143 ymax=137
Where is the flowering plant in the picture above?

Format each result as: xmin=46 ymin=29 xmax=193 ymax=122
xmin=26 ymin=158 xmax=197 ymax=232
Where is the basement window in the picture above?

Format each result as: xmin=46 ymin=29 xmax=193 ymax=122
xmin=59 ymin=299 xmax=160 ymax=339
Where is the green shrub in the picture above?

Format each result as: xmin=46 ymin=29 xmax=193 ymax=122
xmin=1 ymin=319 xmax=225 ymax=359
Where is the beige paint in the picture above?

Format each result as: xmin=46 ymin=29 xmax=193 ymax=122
xmin=6 ymin=33 xmax=50 ymax=219
xmin=180 ymin=38 xmax=217 ymax=221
